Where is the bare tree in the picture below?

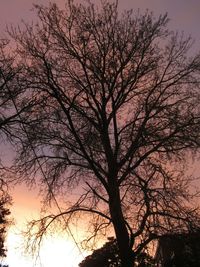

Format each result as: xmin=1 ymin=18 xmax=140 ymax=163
xmin=0 ymin=39 xmax=22 ymax=259
xmin=8 ymin=1 xmax=200 ymax=266
xmin=0 ymin=39 xmax=31 ymax=141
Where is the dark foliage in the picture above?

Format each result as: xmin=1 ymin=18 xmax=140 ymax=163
xmin=157 ymin=230 xmax=200 ymax=267
xmin=79 ymin=238 xmax=155 ymax=267
xmin=79 ymin=239 xmax=120 ymax=267
xmin=0 ymin=189 xmax=11 ymax=257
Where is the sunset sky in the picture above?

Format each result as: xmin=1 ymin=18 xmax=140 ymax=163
xmin=0 ymin=0 xmax=200 ymax=267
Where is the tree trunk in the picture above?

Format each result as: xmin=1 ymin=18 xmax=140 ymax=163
xmin=109 ymin=182 xmax=134 ymax=267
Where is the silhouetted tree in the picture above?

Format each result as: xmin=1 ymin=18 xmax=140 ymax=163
xmin=156 ymin=230 xmax=200 ymax=267
xmin=0 ymin=178 xmax=11 ymax=258
xmin=79 ymin=238 xmax=155 ymax=267
xmin=0 ymin=39 xmax=31 ymax=140
xmin=0 ymin=39 xmax=20 ymax=259
xmin=79 ymin=238 xmax=120 ymax=267
xmin=7 ymin=1 xmax=200 ymax=266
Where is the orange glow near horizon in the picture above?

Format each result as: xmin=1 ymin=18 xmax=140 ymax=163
xmin=3 ymin=184 xmax=89 ymax=267
xmin=5 ymin=230 xmax=87 ymax=267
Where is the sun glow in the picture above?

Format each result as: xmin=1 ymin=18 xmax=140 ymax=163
xmin=2 ymin=183 xmax=89 ymax=267
xmin=39 ymin=236 xmax=85 ymax=267
xmin=5 ymin=229 xmax=86 ymax=267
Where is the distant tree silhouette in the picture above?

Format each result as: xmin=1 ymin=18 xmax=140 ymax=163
xmin=6 ymin=1 xmax=200 ymax=266
xmin=0 ymin=182 xmax=11 ymax=258
xmin=156 ymin=229 xmax=200 ymax=267
xmin=79 ymin=238 xmax=155 ymax=267
xmin=0 ymin=39 xmax=18 ymax=259
xmin=79 ymin=238 xmax=120 ymax=267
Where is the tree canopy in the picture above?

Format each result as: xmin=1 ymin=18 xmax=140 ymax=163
xmin=79 ymin=238 xmax=155 ymax=267
xmin=0 ymin=39 xmax=31 ymax=141
xmin=0 ymin=191 xmax=11 ymax=258
xmin=156 ymin=230 xmax=200 ymax=267
xmin=0 ymin=40 xmax=16 ymax=260
xmin=3 ymin=1 xmax=200 ymax=266
xmin=79 ymin=238 xmax=121 ymax=267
